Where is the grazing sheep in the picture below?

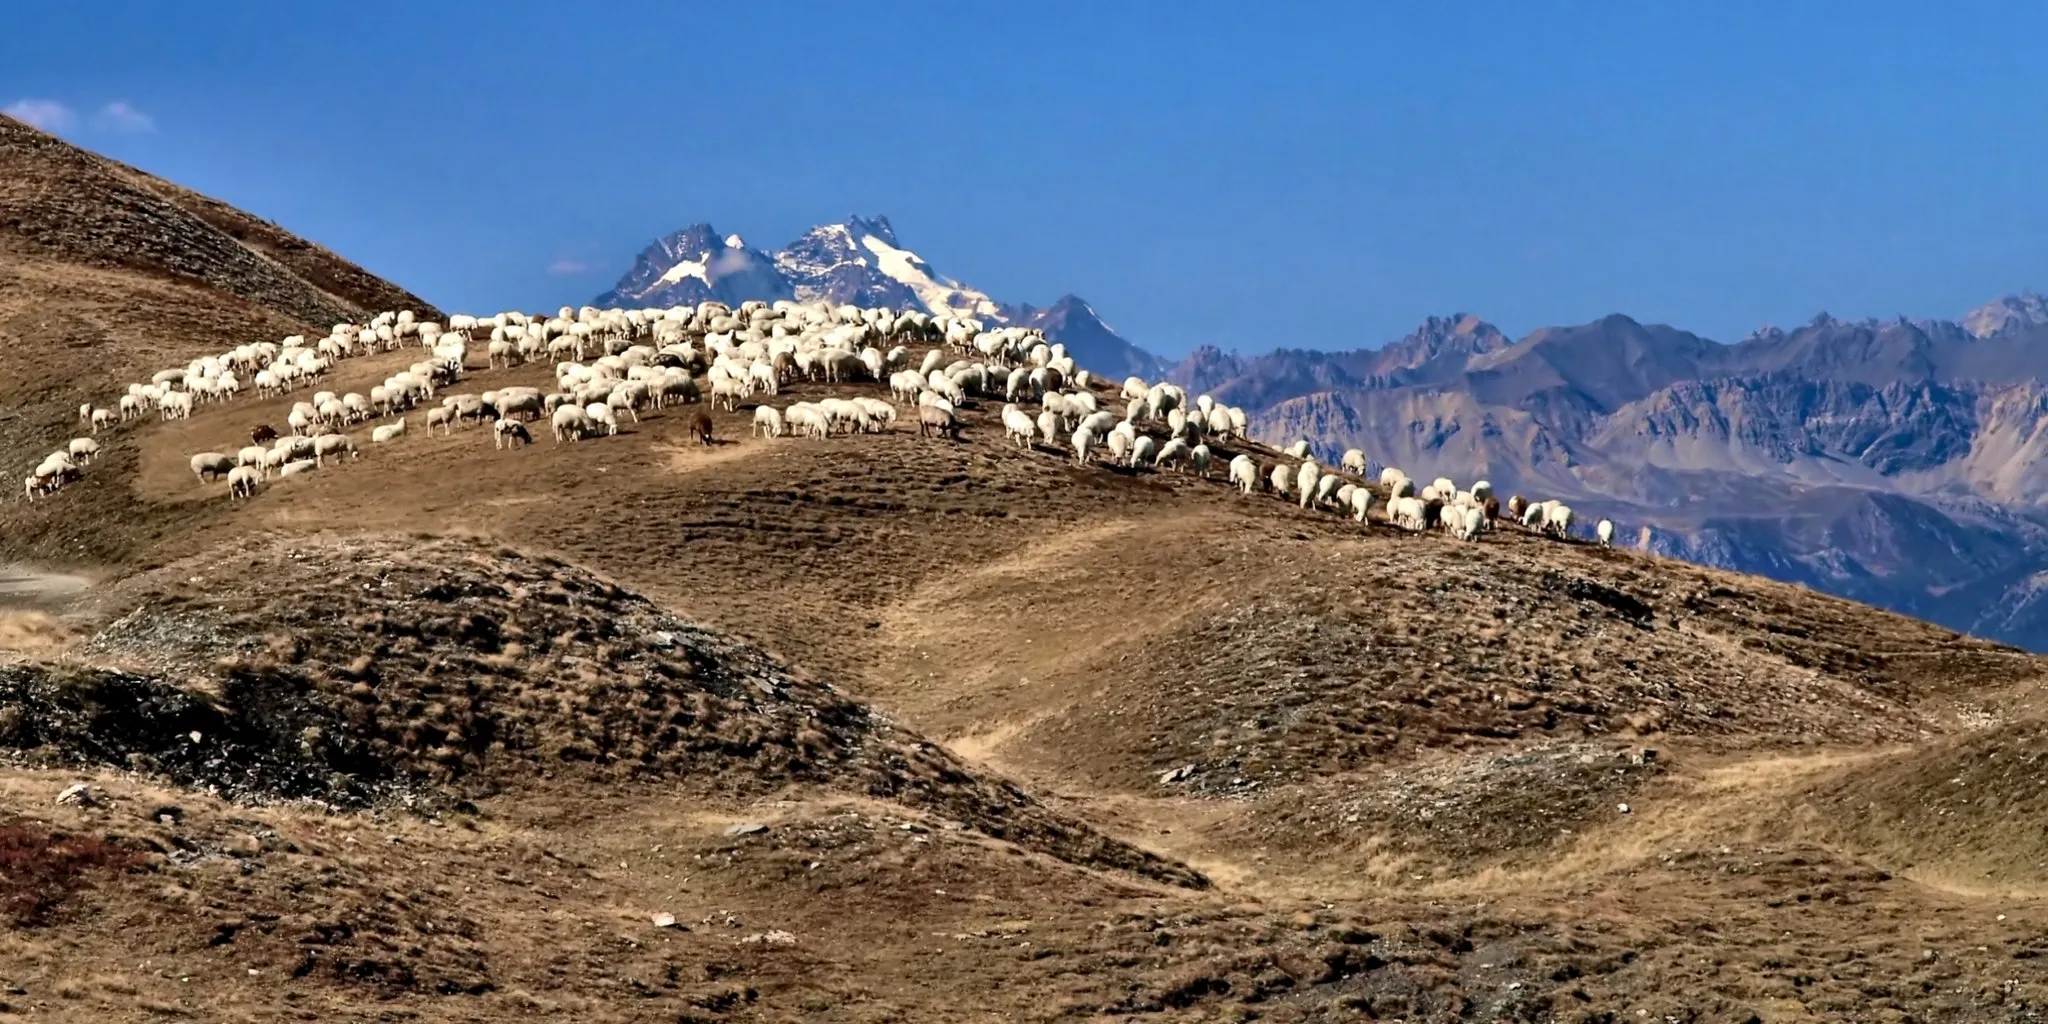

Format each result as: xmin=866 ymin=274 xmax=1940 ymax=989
xmin=1283 ymin=439 xmax=1311 ymax=459
xmin=66 ymin=438 xmax=100 ymax=464
xmin=1547 ymin=503 xmax=1576 ymax=539
xmin=1341 ymin=449 xmax=1367 ymax=475
xmin=493 ymin=418 xmax=534 ymax=449
xmin=1392 ymin=495 xmax=1426 ymax=531
xmin=1229 ymin=454 xmax=1257 ymax=494
xmin=250 ymin=424 xmax=279 ymax=445
xmin=189 ymin=452 xmax=235 ymax=483
xmin=227 ymin=465 xmax=261 ymax=501
xmin=551 ymin=405 xmax=592 ymax=443
xmin=1191 ymin=443 xmax=1213 ymax=478
xmin=753 ymin=405 xmax=786 ymax=437
xmin=1296 ymin=460 xmax=1321 ymax=508
xmin=585 ymin=402 xmax=619 ymax=436
xmin=1071 ymin=425 xmax=1098 ymax=467
xmin=425 ymin=406 xmax=457 ymax=434
xmin=312 ymin=434 xmax=357 ymax=464
xmin=1349 ymin=486 xmax=1373 ymax=523
xmin=1314 ymin=472 xmax=1343 ymax=507
xmin=90 ymin=408 xmax=115 ymax=433
xmin=1597 ymin=517 xmax=1615 ymax=547
xmin=918 ymin=405 xmax=960 ymax=441
xmin=1000 ymin=404 xmax=1037 ymax=448
xmin=1130 ymin=435 xmax=1157 ymax=468
xmin=1269 ymin=464 xmax=1290 ymax=496
xmin=1507 ymin=495 xmax=1528 ymax=523
xmin=1155 ymin=437 xmax=1190 ymax=472
xmin=690 ymin=411 xmax=715 ymax=446
xmin=1459 ymin=505 xmax=1484 ymax=541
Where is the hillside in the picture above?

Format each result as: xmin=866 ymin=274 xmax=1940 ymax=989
xmin=1174 ymin=304 xmax=2048 ymax=651
xmin=0 ymin=114 xmax=436 ymax=504
xmin=4 ymin=137 xmax=2048 ymax=1019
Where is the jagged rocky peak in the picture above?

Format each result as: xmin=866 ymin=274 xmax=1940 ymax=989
xmin=1964 ymin=292 xmax=2048 ymax=339
xmin=592 ymin=214 xmax=1168 ymax=374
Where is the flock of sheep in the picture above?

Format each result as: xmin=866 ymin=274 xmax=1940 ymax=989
xmin=23 ymin=298 xmax=1617 ymax=548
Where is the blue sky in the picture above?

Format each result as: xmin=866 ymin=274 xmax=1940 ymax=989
xmin=7 ymin=1 xmax=2044 ymax=357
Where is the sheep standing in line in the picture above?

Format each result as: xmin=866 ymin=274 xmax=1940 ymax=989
xmin=754 ymin=405 xmax=786 ymax=438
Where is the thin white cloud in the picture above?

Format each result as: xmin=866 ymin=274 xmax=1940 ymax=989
xmin=96 ymin=101 xmax=154 ymax=133
xmin=549 ymin=259 xmax=596 ymax=275
xmin=4 ymin=99 xmax=76 ymax=133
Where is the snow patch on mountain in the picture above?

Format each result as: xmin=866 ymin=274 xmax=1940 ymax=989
xmin=656 ymin=257 xmax=709 ymax=287
xmin=857 ymin=231 xmax=1001 ymax=320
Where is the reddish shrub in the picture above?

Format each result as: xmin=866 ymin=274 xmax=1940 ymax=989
xmin=0 ymin=821 xmax=143 ymax=924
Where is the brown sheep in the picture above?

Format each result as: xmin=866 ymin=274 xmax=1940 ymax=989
xmin=690 ymin=411 xmax=714 ymax=446
xmin=1483 ymin=495 xmax=1501 ymax=527
xmin=917 ymin=405 xmax=960 ymax=441
xmin=250 ymin=423 xmax=279 ymax=446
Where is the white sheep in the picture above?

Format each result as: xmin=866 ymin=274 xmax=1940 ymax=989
xmin=313 ymin=434 xmax=357 ymax=465
xmin=1341 ymin=448 xmax=1368 ymax=475
xmin=1268 ymin=464 xmax=1290 ymax=496
xmin=493 ymin=418 xmax=534 ymax=449
xmin=584 ymin=402 xmax=619 ymax=436
xmin=1296 ymin=460 xmax=1321 ymax=508
xmin=1230 ymin=454 xmax=1258 ymax=494
xmin=1313 ymin=472 xmax=1343 ymax=507
xmin=189 ymin=452 xmax=235 ymax=483
xmin=753 ymin=405 xmax=786 ymax=438
xmin=279 ymin=458 xmax=318 ymax=478
xmin=546 ymin=404 xmax=587 ymax=444
xmin=1349 ymin=486 xmax=1373 ymax=523
xmin=1547 ymin=503 xmax=1575 ymax=539
xmin=1129 ymin=435 xmax=1157 ymax=468
xmin=1071 ymin=425 xmax=1098 ymax=467
xmin=1597 ymin=518 xmax=1615 ymax=547
xmin=227 ymin=465 xmax=261 ymax=501
xmin=1000 ymin=404 xmax=1037 ymax=448
xmin=1282 ymin=439 xmax=1311 ymax=459
xmin=1191 ymin=443 xmax=1213 ymax=478
xmin=66 ymin=438 xmax=100 ymax=464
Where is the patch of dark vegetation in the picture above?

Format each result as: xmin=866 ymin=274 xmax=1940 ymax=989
xmin=0 ymin=819 xmax=144 ymax=925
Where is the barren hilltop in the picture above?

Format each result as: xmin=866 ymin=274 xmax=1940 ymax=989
xmin=3 ymin=116 xmax=2046 ymax=1022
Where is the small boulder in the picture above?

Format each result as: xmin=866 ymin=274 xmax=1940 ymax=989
xmin=651 ymin=913 xmax=678 ymax=929
xmin=55 ymin=783 xmax=96 ymax=808
xmin=724 ymin=822 xmax=769 ymax=837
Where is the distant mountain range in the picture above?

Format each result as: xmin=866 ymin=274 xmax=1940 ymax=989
xmin=593 ymin=215 xmax=1168 ymax=378
xmin=1168 ymin=295 xmax=2048 ymax=650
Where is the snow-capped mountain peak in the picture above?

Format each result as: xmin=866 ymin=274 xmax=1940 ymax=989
xmin=593 ymin=214 xmax=1168 ymax=376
